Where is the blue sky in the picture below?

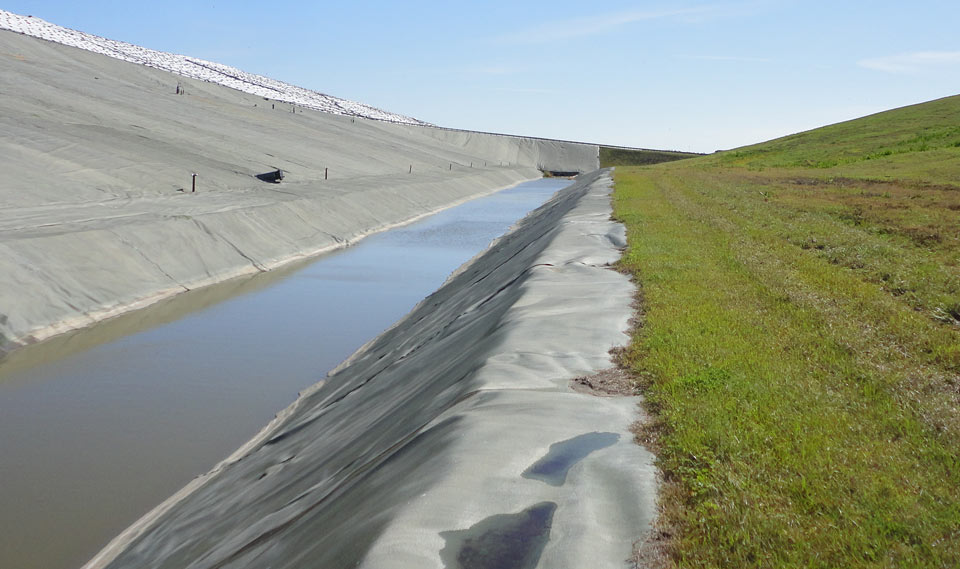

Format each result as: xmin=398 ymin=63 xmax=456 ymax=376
xmin=5 ymin=1 xmax=959 ymax=152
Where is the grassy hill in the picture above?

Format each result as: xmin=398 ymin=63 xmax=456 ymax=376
xmin=715 ymin=95 xmax=960 ymax=180
xmin=610 ymin=95 xmax=960 ymax=567
xmin=600 ymin=146 xmax=702 ymax=167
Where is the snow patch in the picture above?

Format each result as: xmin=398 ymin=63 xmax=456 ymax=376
xmin=0 ymin=9 xmax=429 ymax=126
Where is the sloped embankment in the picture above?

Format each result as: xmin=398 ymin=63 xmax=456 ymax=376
xmin=0 ymin=29 xmax=597 ymax=353
xmin=85 ymin=170 xmax=657 ymax=569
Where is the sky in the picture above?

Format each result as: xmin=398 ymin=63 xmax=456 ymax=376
xmin=4 ymin=1 xmax=959 ymax=153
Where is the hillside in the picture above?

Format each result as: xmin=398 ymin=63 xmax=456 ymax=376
xmin=715 ymin=94 xmax=960 ymax=183
xmin=599 ymin=146 xmax=702 ymax=167
xmin=611 ymin=95 xmax=960 ymax=567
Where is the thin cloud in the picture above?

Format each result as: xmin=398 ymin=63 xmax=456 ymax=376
xmin=858 ymin=51 xmax=960 ymax=73
xmin=491 ymin=87 xmax=559 ymax=94
xmin=493 ymin=5 xmax=719 ymax=45
xmin=459 ymin=65 xmax=525 ymax=75
xmin=679 ymin=54 xmax=772 ymax=62
xmin=381 ymin=65 xmax=525 ymax=78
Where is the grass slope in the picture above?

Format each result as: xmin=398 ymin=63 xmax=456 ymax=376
xmin=612 ymin=94 xmax=960 ymax=567
xmin=600 ymin=146 xmax=702 ymax=168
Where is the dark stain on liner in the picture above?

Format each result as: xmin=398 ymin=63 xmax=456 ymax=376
xmin=522 ymin=432 xmax=620 ymax=486
xmin=440 ymin=502 xmax=557 ymax=569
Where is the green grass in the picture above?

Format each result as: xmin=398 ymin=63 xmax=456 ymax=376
xmin=600 ymin=146 xmax=702 ymax=168
xmin=714 ymin=95 xmax=960 ymax=183
xmin=614 ymin=94 xmax=960 ymax=567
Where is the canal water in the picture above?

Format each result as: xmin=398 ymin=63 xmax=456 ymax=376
xmin=0 ymin=177 xmax=572 ymax=569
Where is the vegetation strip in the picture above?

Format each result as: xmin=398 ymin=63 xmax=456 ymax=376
xmin=612 ymin=95 xmax=960 ymax=567
xmin=599 ymin=146 xmax=702 ymax=168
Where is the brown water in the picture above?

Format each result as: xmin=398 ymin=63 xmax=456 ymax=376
xmin=0 ymin=177 xmax=572 ymax=569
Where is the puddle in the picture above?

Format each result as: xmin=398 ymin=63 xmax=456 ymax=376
xmin=522 ymin=432 xmax=620 ymax=486
xmin=0 ymin=177 xmax=572 ymax=569
xmin=440 ymin=502 xmax=557 ymax=569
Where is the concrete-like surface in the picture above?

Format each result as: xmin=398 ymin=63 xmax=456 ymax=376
xmin=0 ymin=177 xmax=573 ymax=569
xmin=0 ymin=28 xmax=598 ymax=353
xmin=85 ymin=170 xmax=657 ymax=569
